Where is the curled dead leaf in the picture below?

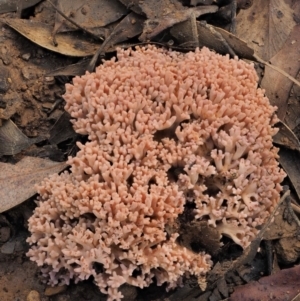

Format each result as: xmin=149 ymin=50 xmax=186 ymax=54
xmin=5 ymin=19 xmax=101 ymax=57
xmin=0 ymin=156 xmax=67 ymax=213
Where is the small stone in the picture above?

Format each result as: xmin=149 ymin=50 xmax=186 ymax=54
xmin=27 ymin=290 xmax=41 ymax=301
xmin=44 ymin=285 xmax=67 ymax=296
xmin=44 ymin=76 xmax=55 ymax=85
xmin=1 ymin=241 xmax=15 ymax=254
xmin=0 ymin=226 xmax=11 ymax=243
xmin=21 ymin=66 xmax=37 ymax=80
xmin=20 ymin=84 xmax=28 ymax=92
xmin=22 ymin=53 xmax=31 ymax=61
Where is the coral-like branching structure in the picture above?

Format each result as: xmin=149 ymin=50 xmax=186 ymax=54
xmin=27 ymin=46 xmax=285 ymax=301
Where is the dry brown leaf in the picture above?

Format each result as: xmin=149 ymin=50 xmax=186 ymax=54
xmin=236 ymin=0 xmax=296 ymax=61
xmin=263 ymin=202 xmax=297 ymax=240
xmin=283 ymin=70 xmax=300 ymax=131
xmin=141 ymin=3 xmax=218 ymax=41
xmin=87 ymin=12 xmax=145 ymax=71
xmin=46 ymin=58 xmax=92 ymax=77
xmin=0 ymin=119 xmax=43 ymax=157
xmin=98 ymin=12 xmax=145 ymax=53
xmin=49 ymin=112 xmax=76 ymax=145
xmin=171 ymin=21 xmax=255 ymax=59
xmin=279 ymin=148 xmax=300 ymax=201
xmin=53 ymin=0 xmax=127 ymax=34
xmin=0 ymin=0 xmax=41 ymax=13
xmin=0 ymin=156 xmax=67 ymax=213
xmin=273 ymin=121 xmax=300 ymax=152
xmin=5 ymin=19 xmax=101 ymax=57
xmin=120 ymin=0 xmax=218 ymax=41
xmin=229 ymin=265 xmax=300 ymax=301
xmin=260 ymin=24 xmax=300 ymax=120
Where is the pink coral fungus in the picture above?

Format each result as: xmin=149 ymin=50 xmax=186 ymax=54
xmin=27 ymin=45 xmax=285 ymax=300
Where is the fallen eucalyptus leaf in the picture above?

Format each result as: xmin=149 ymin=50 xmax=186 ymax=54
xmin=53 ymin=0 xmax=127 ymax=34
xmin=5 ymin=18 xmax=101 ymax=57
xmin=46 ymin=59 xmax=91 ymax=77
xmin=0 ymin=0 xmax=41 ymax=13
xmin=171 ymin=20 xmax=255 ymax=59
xmin=263 ymin=201 xmax=297 ymax=240
xmin=49 ymin=112 xmax=76 ymax=145
xmin=171 ymin=21 xmax=300 ymax=89
xmin=273 ymin=121 xmax=300 ymax=152
xmin=236 ymin=0 xmax=296 ymax=61
xmin=0 ymin=119 xmax=43 ymax=157
xmin=279 ymin=148 xmax=300 ymax=201
xmin=88 ymin=12 xmax=145 ymax=71
xmin=100 ymin=12 xmax=145 ymax=52
xmin=0 ymin=156 xmax=67 ymax=213
xmin=140 ymin=2 xmax=218 ymax=41
xmin=260 ymin=24 xmax=300 ymax=120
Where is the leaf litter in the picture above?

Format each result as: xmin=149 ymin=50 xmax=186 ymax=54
xmin=1 ymin=0 xmax=300 ymax=300
xmin=0 ymin=156 xmax=67 ymax=213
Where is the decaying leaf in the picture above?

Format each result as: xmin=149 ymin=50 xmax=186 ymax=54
xmin=25 ymin=144 xmax=66 ymax=162
xmin=120 ymin=0 xmax=218 ymax=41
xmin=283 ymin=70 xmax=300 ymax=131
xmin=46 ymin=58 xmax=91 ymax=77
xmin=263 ymin=201 xmax=297 ymax=240
xmin=88 ymin=12 xmax=145 ymax=71
xmin=236 ymin=0 xmax=296 ymax=61
xmin=5 ymin=18 xmax=101 ymax=56
xmin=0 ymin=0 xmax=41 ymax=13
xmin=229 ymin=265 xmax=300 ymax=301
xmin=279 ymin=148 xmax=300 ymax=201
xmin=0 ymin=156 xmax=67 ymax=213
xmin=53 ymin=0 xmax=127 ymax=34
xmin=0 ymin=119 xmax=43 ymax=157
xmin=95 ymin=11 xmax=144 ymax=53
xmin=171 ymin=20 xmax=255 ymax=59
xmin=273 ymin=121 xmax=300 ymax=152
xmin=260 ymin=24 xmax=300 ymax=120
xmin=49 ymin=112 xmax=76 ymax=145
xmin=142 ymin=3 xmax=218 ymax=41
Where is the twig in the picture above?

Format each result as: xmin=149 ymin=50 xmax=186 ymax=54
xmin=264 ymin=240 xmax=273 ymax=275
xmin=230 ymin=0 xmax=237 ymax=34
xmin=199 ymin=21 xmax=236 ymax=57
xmin=190 ymin=12 xmax=199 ymax=48
xmin=254 ymin=54 xmax=300 ymax=88
xmin=87 ymin=41 xmax=108 ymax=73
xmin=16 ymin=0 xmax=23 ymax=18
xmin=291 ymin=202 xmax=300 ymax=214
xmin=285 ymin=195 xmax=300 ymax=228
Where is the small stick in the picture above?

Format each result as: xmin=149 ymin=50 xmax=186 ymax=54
xmin=285 ymin=195 xmax=300 ymax=228
xmin=230 ymin=0 xmax=237 ymax=34
xmin=16 ymin=0 xmax=23 ymax=18
xmin=254 ymin=54 xmax=300 ymax=88
xmin=200 ymin=21 xmax=236 ymax=57
xmin=190 ymin=12 xmax=200 ymax=48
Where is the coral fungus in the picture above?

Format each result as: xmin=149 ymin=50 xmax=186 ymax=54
xmin=27 ymin=45 xmax=285 ymax=300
